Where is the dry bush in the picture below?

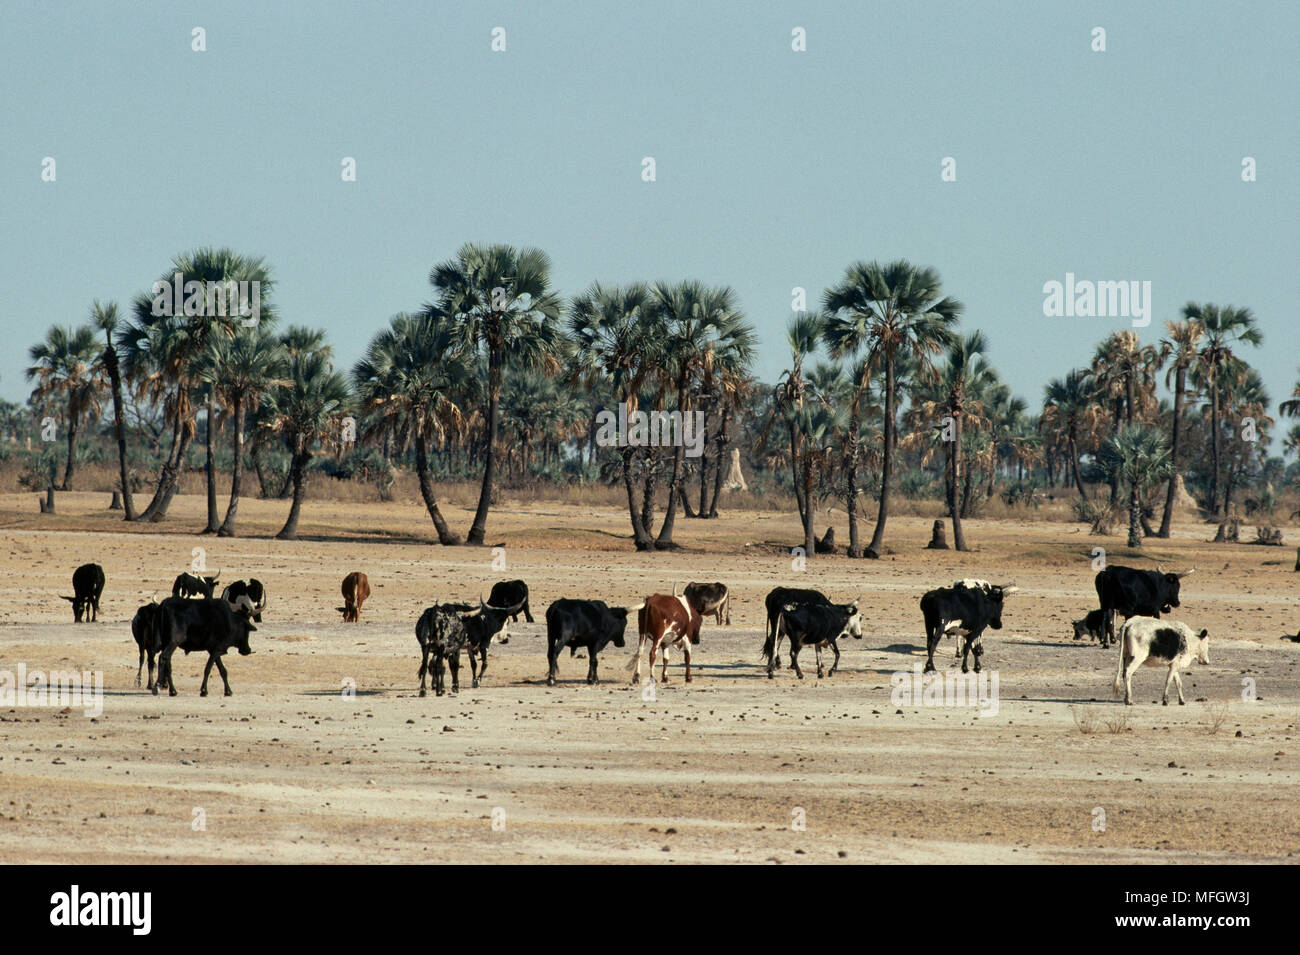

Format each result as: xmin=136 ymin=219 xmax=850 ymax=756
xmin=1103 ymin=709 xmax=1130 ymax=734
xmin=1070 ymin=705 xmax=1099 ymax=735
xmin=1202 ymin=700 xmax=1230 ymax=735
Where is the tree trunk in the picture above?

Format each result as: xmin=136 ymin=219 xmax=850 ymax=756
xmin=415 ymin=432 xmax=462 ymax=545
xmin=61 ymin=416 xmax=78 ymax=490
xmin=622 ymin=446 xmax=653 ymax=550
xmin=276 ymin=450 xmax=310 ymax=540
xmin=845 ymin=401 xmax=862 ymax=557
xmin=467 ymin=345 xmax=503 ymax=545
xmin=218 ymin=398 xmax=245 ymax=536
xmin=802 ymin=453 xmax=816 ymax=557
xmin=788 ymin=422 xmax=807 ymax=526
xmin=640 ymin=446 xmax=658 ymax=537
xmin=708 ymin=406 xmax=729 ymax=517
xmin=1209 ymin=371 xmax=1221 ymax=517
xmin=1069 ymin=432 xmax=1089 ymax=500
xmin=102 ymin=338 xmax=136 ymax=520
xmin=865 ymin=357 xmax=896 ymax=558
xmin=138 ymin=406 xmax=193 ymax=522
xmin=697 ymin=403 xmax=710 ymax=517
xmin=655 ymin=383 xmax=688 ymax=549
xmin=1127 ymin=482 xmax=1142 ymax=548
xmin=951 ymin=410 xmax=968 ymax=551
xmin=204 ymin=392 xmax=219 ymax=533
xmin=1157 ymin=363 xmax=1187 ymax=537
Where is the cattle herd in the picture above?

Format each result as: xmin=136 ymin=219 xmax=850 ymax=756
xmin=57 ymin=560 xmax=1219 ymax=706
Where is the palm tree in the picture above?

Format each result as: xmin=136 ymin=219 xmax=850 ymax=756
xmin=1100 ymin=424 xmax=1174 ymax=547
xmin=690 ymin=310 xmax=756 ymax=519
xmin=428 ymin=244 xmax=564 ymax=545
xmin=649 ymin=281 xmax=746 ymax=549
xmin=764 ymin=313 xmax=824 ymax=532
xmin=26 ymin=324 xmax=104 ymax=490
xmin=1091 ymin=331 xmax=1163 ymax=505
xmin=1156 ymin=316 xmax=1204 ymax=536
xmin=120 ymin=248 xmax=276 ymax=523
xmin=353 ymin=311 xmax=473 ymax=545
xmin=91 ymin=301 xmax=136 ymax=518
xmin=1041 ymin=369 xmax=1102 ymax=501
xmin=568 ymin=282 xmax=665 ymax=549
xmin=1216 ymin=364 xmax=1272 ymax=528
xmin=823 ymin=260 xmax=961 ymax=558
xmin=268 ymin=338 xmax=351 ymax=540
xmin=907 ymin=331 xmax=995 ymax=550
xmin=1185 ymin=303 xmax=1261 ymax=517
xmin=201 ymin=329 xmax=289 ymax=536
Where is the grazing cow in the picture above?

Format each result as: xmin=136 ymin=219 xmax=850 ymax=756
xmin=1112 ymin=616 xmax=1210 ymax=705
xmin=62 ymin=563 xmax=105 ymax=622
xmin=764 ymin=587 xmax=831 ymax=643
xmin=487 ymin=579 xmax=533 ymax=628
xmin=629 ymin=594 xmax=702 ymax=685
xmin=415 ymin=599 xmax=512 ymax=694
xmin=173 ymin=572 xmax=220 ymax=599
xmin=1073 ymin=609 xmax=1106 ymax=642
xmin=153 ymin=597 xmax=256 ymax=697
xmin=221 ymin=579 xmax=266 ymax=622
xmin=682 ymin=582 xmax=731 ymax=625
xmin=338 ymin=572 xmax=371 ymax=622
xmin=920 ymin=582 xmax=1018 ymax=673
xmin=1094 ymin=564 xmax=1193 ymax=648
xmin=131 ymin=601 xmax=164 ymax=690
xmin=544 ymin=599 xmax=633 ymax=685
xmin=762 ymin=599 xmax=862 ymax=679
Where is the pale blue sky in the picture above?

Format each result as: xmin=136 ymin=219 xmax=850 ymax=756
xmin=3 ymin=1 xmax=1296 ymax=435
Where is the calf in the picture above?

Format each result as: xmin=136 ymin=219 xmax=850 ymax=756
xmin=62 ymin=563 xmax=105 ymax=622
xmin=173 ymin=571 xmax=220 ymax=599
xmin=1073 ymin=608 xmax=1106 ymax=642
xmin=338 ymin=572 xmax=371 ymax=622
xmin=629 ymin=594 xmax=701 ymax=685
xmin=763 ymin=599 xmax=862 ymax=679
xmin=1113 ymin=616 xmax=1210 ymax=705
xmin=544 ymin=599 xmax=632 ymax=685
xmin=683 ymin=582 xmax=731 ymax=625
xmin=153 ymin=597 xmax=256 ymax=697
xmin=221 ymin=579 xmax=266 ymax=622
xmin=920 ymin=582 xmax=1018 ymax=673
xmin=1095 ymin=564 xmax=1193 ymax=648
xmin=131 ymin=601 xmax=164 ymax=690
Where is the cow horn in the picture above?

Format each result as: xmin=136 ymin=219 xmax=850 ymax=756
xmin=1157 ymin=564 xmax=1164 ymax=575
xmin=60 ymin=595 xmax=75 ymax=601
xmin=1177 ymin=568 xmax=1196 ymax=578
xmin=1002 ymin=586 xmax=1020 ymax=595
xmin=628 ymin=602 xmax=645 ymax=612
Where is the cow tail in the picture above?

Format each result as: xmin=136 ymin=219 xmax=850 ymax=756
xmin=1112 ymin=623 xmax=1126 ymax=698
xmin=761 ymin=629 xmax=775 ymax=665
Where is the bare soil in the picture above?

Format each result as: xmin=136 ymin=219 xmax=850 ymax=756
xmin=1 ymin=491 xmax=1298 ymax=863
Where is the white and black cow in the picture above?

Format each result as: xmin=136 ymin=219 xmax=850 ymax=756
xmin=153 ymin=596 xmax=256 ymax=697
xmin=1112 ymin=616 xmax=1210 ymax=705
xmin=763 ymin=599 xmax=862 ymax=679
xmin=544 ymin=598 xmax=632 ymax=685
xmin=920 ymin=582 xmax=1018 ymax=673
xmin=221 ymin=579 xmax=266 ymax=622
xmin=173 ymin=571 xmax=220 ymax=599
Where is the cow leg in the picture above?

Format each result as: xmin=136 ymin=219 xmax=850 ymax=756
xmin=524 ymin=602 xmax=534 ymax=624
xmin=682 ymin=642 xmax=692 ymax=684
xmin=419 ymin=646 xmax=429 ymax=697
xmin=547 ymin=641 xmax=560 ymax=686
xmin=588 ymin=649 xmax=599 ymax=685
xmin=828 ymin=639 xmax=840 ymax=677
xmin=815 ymin=643 xmax=824 ymax=679
xmin=135 ymin=646 xmax=144 ymax=688
xmin=1163 ymin=666 xmax=1185 ymax=706
xmin=200 ymin=656 xmax=214 ymax=696
xmin=212 ymin=655 xmax=232 ymax=696
xmin=790 ymin=642 xmax=804 ymax=680
xmin=1173 ymin=669 xmax=1186 ymax=705
xmin=659 ymin=644 xmax=670 ymax=684
xmin=449 ymin=652 xmax=461 ymax=695
xmin=972 ymin=637 xmax=983 ymax=674
xmin=157 ymin=646 xmax=178 ymax=697
xmin=146 ymin=651 xmax=157 ymax=692
xmin=468 ymin=647 xmax=481 ymax=689
xmin=477 ymin=646 xmax=488 ymax=686
xmin=1122 ymin=654 xmax=1138 ymax=705
xmin=631 ymin=634 xmax=647 ymax=686
xmin=434 ymin=656 xmax=445 ymax=697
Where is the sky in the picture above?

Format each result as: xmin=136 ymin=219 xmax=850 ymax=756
xmin=2 ymin=1 xmax=1297 ymax=439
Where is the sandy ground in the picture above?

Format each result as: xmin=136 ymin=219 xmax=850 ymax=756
xmin=1 ymin=490 xmax=1298 ymax=863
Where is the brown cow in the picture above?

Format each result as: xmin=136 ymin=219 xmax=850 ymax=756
xmin=338 ymin=572 xmax=371 ymax=622
xmin=628 ymin=594 xmax=701 ymax=685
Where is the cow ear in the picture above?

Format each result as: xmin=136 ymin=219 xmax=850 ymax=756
xmin=1199 ymin=629 xmax=1208 ymax=639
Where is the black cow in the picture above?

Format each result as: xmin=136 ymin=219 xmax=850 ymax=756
xmin=488 ymin=580 xmax=533 ymax=625
xmin=544 ymin=599 xmax=631 ymax=685
xmin=131 ymin=601 xmax=164 ymax=690
xmin=764 ymin=587 xmax=831 ymax=643
xmin=1094 ymin=565 xmax=1193 ymax=648
xmin=153 ymin=596 xmax=256 ymax=697
xmin=62 ymin=563 xmax=105 ymax=622
xmin=763 ymin=600 xmax=863 ymax=680
xmin=173 ymin=572 xmax=220 ymax=599
xmin=920 ymin=583 xmax=1018 ymax=673
xmin=221 ymin=579 xmax=266 ymax=622
xmin=1072 ymin=608 xmax=1106 ymax=643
